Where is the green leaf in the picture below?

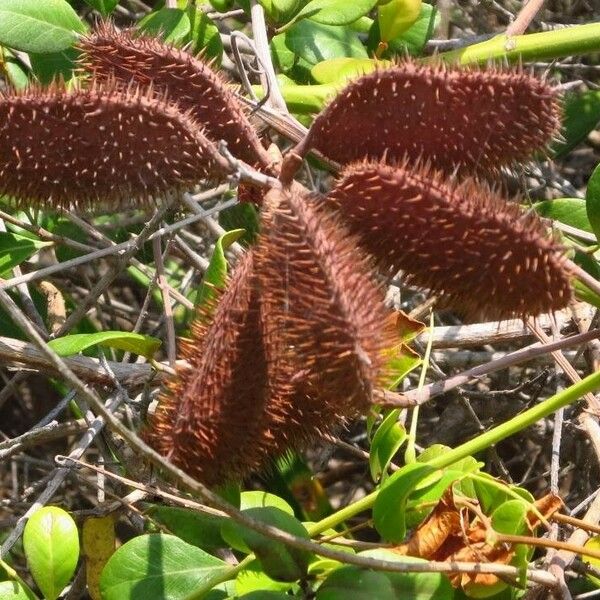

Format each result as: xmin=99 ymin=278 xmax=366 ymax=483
xmin=221 ymin=491 xmax=294 ymax=553
xmin=82 ymin=0 xmax=118 ymax=16
xmin=491 ymin=500 xmax=529 ymax=536
xmin=534 ymin=198 xmax=592 ymax=233
xmin=0 ymin=232 xmax=51 ymax=277
xmin=47 ymin=331 xmax=161 ymax=359
xmin=317 ymin=566 xmax=396 ymax=599
xmin=146 ymin=506 xmax=226 ymax=553
xmin=554 ymin=90 xmax=600 ymax=157
xmin=100 ymin=534 xmax=227 ymax=600
xmin=292 ymin=0 xmax=378 ymax=27
xmin=373 ymin=462 xmax=435 ymax=542
xmin=23 ymin=507 xmax=79 ymax=600
xmin=369 ymin=410 xmax=407 ymax=482
xmin=472 ymin=472 xmax=534 ymax=515
xmin=238 ymin=507 xmax=312 ymax=582
xmin=284 ymin=20 xmax=368 ymax=65
xmin=235 ymin=561 xmax=293 ymax=596
xmin=29 ymin=46 xmax=78 ymax=84
xmin=197 ymin=229 xmax=245 ymax=306
xmin=587 ymin=163 xmax=600 ymax=242
xmin=0 ymin=581 xmax=39 ymax=600
xmin=186 ymin=7 xmax=223 ymax=62
xmin=311 ymin=57 xmax=382 ymax=83
xmin=0 ymin=0 xmax=86 ymax=54
xmin=369 ymin=3 xmax=437 ymax=56
xmin=359 ymin=551 xmax=455 ymax=599
xmin=378 ymin=0 xmax=422 ymax=42
xmin=3 ymin=54 xmax=29 ymax=89
xmin=260 ymin=0 xmax=302 ymax=23
xmin=138 ymin=8 xmax=191 ymax=45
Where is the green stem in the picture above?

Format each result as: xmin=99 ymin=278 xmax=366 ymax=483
xmin=433 ymin=22 xmax=600 ymax=65
xmin=308 ymin=367 xmax=600 ymax=536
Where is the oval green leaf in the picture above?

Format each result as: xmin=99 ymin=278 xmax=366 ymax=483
xmin=587 ymin=163 xmax=600 ymax=242
xmin=284 ymin=20 xmax=368 ymax=65
xmin=292 ymin=0 xmax=378 ymax=27
xmin=238 ymin=507 xmax=312 ymax=582
xmin=23 ymin=506 xmax=79 ymax=600
xmin=47 ymin=331 xmax=161 ymax=359
xmin=221 ymin=492 xmax=294 ymax=553
xmin=0 ymin=0 xmax=86 ymax=54
xmin=100 ymin=534 xmax=227 ymax=600
xmin=378 ymin=0 xmax=422 ymax=42
xmin=535 ymin=198 xmax=592 ymax=234
xmin=369 ymin=410 xmax=407 ymax=482
xmin=373 ymin=462 xmax=435 ymax=542
xmin=138 ymin=8 xmax=191 ymax=45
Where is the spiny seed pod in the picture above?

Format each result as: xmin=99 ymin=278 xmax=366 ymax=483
xmin=79 ymin=23 xmax=271 ymax=169
xmin=0 ymin=81 xmax=231 ymax=209
xmin=328 ymin=160 xmax=573 ymax=320
xmin=145 ymin=252 xmax=281 ymax=486
xmin=257 ymin=187 xmax=397 ymax=451
xmin=307 ymin=61 xmax=561 ymax=175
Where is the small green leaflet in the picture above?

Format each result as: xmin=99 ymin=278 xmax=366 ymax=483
xmin=369 ymin=409 xmax=407 ymax=483
xmin=284 ymin=0 xmax=378 ymax=30
xmin=196 ymin=229 xmax=245 ymax=307
xmin=48 ymin=331 xmax=161 ymax=359
xmin=0 ymin=232 xmax=52 ymax=277
xmin=138 ymin=8 xmax=191 ymax=45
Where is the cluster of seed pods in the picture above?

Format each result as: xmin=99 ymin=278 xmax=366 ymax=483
xmin=0 ymin=24 xmax=573 ymax=484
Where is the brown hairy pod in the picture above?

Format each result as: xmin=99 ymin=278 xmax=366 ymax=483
xmin=144 ymin=252 xmax=279 ymax=486
xmin=0 ymin=81 xmax=231 ymax=209
xmin=328 ymin=160 xmax=573 ymax=320
xmin=257 ymin=187 xmax=397 ymax=451
xmin=79 ymin=23 xmax=271 ymax=169
xmin=307 ymin=61 xmax=561 ymax=175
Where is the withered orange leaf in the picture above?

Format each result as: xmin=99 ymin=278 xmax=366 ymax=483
xmin=307 ymin=61 xmax=560 ymax=175
xmin=79 ymin=23 xmax=271 ymax=169
xmin=0 ymin=80 xmax=230 ymax=209
xmin=328 ymin=160 xmax=573 ymax=320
